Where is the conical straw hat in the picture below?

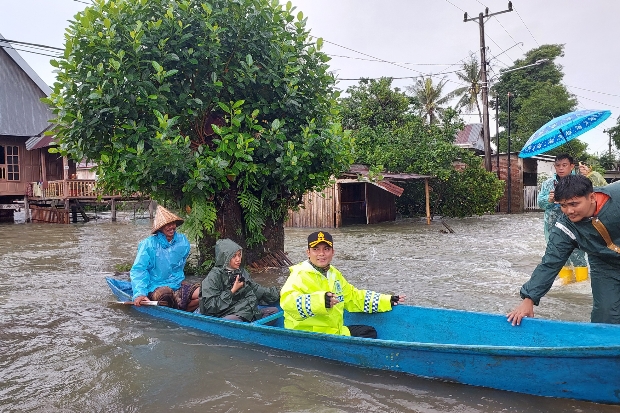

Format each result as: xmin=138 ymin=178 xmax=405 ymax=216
xmin=151 ymin=205 xmax=184 ymax=234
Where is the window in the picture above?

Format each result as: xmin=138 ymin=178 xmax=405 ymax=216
xmin=0 ymin=145 xmax=19 ymax=181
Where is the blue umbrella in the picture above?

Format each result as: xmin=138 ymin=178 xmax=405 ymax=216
xmin=518 ymin=109 xmax=611 ymax=158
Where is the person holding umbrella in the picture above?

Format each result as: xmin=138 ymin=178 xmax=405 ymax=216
xmin=537 ymin=154 xmax=588 ymax=283
xmin=578 ymin=162 xmax=608 ymax=187
xmin=508 ymin=175 xmax=620 ymax=325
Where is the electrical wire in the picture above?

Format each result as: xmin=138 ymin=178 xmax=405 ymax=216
xmin=572 ymin=93 xmax=620 ymax=110
xmin=0 ymin=38 xmax=63 ymax=51
xmin=444 ymin=0 xmax=466 ymax=13
xmin=327 ymin=54 xmax=458 ymax=66
xmin=0 ymin=45 xmax=60 ymax=58
xmin=320 ymin=38 xmax=468 ymax=87
xmin=566 ymin=85 xmax=620 ymax=99
xmin=514 ymin=8 xmax=540 ymax=47
xmin=492 ymin=17 xmax=526 ymax=54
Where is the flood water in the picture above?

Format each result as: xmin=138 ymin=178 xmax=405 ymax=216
xmin=0 ymin=213 xmax=616 ymax=412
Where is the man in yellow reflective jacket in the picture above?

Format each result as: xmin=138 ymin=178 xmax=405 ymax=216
xmin=280 ymin=231 xmax=406 ymax=338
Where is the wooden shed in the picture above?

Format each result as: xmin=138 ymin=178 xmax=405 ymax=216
xmin=285 ymin=166 xmax=432 ymax=228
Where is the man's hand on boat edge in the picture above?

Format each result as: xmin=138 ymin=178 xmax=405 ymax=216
xmin=507 ymin=298 xmax=535 ymax=326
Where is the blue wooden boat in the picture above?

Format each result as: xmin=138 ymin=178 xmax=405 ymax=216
xmin=107 ymin=277 xmax=620 ymax=404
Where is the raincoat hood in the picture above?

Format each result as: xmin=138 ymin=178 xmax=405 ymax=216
xmin=214 ymin=239 xmax=242 ymax=267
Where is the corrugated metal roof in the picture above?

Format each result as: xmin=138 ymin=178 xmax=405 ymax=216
xmin=0 ymin=33 xmax=53 ymax=137
xmin=341 ymin=165 xmax=433 ymax=181
xmin=26 ymin=134 xmax=55 ymax=150
xmin=337 ymin=178 xmax=405 ymax=197
xmin=454 ymin=123 xmax=497 ymax=153
xmin=374 ymin=180 xmax=404 ymax=197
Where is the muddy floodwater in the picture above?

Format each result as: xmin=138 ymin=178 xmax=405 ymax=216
xmin=0 ymin=213 xmax=616 ymax=412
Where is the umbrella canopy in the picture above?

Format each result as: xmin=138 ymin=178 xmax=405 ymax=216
xmin=518 ymin=109 xmax=611 ymax=158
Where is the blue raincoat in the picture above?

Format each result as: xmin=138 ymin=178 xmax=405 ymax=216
xmin=130 ymin=231 xmax=191 ymax=300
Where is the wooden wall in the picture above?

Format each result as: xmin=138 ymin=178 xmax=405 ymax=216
xmin=0 ymin=136 xmax=39 ymax=196
xmin=285 ymin=181 xmax=398 ymax=228
xmin=285 ymin=183 xmax=337 ymax=228
xmin=366 ymin=183 xmax=396 ymax=224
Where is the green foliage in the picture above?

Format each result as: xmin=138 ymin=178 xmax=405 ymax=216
xmin=184 ymin=253 xmax=212 ymax=276
xmin=46 ymin=0 xmax=353 ymax=248
xmin=396 ymin=151 xmax=505 ymax=218
xmin=606 ymin=115 xmax=620 ymax=152
xmin=491 ymin=44 xmax=585 ymax=157
xmin=114 ymin=262 xmax=132 ymax=273
xmin=340 ymin=79 xmax=504 ymax=218
xmin=406 ymin=77 xmax=456 ymax=124
xmin=340 ymin=78 xmax=413 ymax=129
xmin=452 ymin=53 xmax=482 ymax=122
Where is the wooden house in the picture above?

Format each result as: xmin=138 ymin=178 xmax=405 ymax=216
xmin=0 ymin=35 xmax=146 ymax=223
xmin=0 ymin=33 xmax=56 ymax=221
xmin=285 ymin=165 xmax=432 ymax=228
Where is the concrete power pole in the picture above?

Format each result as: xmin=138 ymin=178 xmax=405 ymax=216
xmin=464 ymin=2 xmax=513 ymax=172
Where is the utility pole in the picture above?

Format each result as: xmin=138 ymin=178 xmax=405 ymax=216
xmin=464 ymin=2 xmax=513 ymax=172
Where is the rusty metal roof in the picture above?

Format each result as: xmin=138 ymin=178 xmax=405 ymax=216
xmin=25 ymin=133 xmax=55 ymax=150
xmin=341 ymin=164 xmax=433 ymax=181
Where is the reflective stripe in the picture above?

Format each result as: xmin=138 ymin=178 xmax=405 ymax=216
xmin=363 ymin=291 xmax=381 ymax=313
xmin=295 ymin=294 xmax=314 ymax=319
xmin=371 ymin=292 xmax=380 ymax=313
xmin=555 ymin=222 xmax=576 ymax=240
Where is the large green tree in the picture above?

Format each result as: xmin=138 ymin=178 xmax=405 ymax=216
xmin=491 ymin=44 xmax=584 ymax=157
xmin=46 ymin=0 xmax=353 ymax=264
xmin=340 ymin=78 xmax=504 ymax=218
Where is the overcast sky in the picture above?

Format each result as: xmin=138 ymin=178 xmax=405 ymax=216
xmin=2 ymin=0 xmax=619 ymax=154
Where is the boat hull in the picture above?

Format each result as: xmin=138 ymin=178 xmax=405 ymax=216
xmin=107 ymin=277 xmax=620 ymax=404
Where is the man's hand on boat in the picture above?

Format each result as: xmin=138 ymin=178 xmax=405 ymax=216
xmin=133 ymin=295 xmax=151 ymax=307
xmin=507 ymin=298 xmax=535 ymax=326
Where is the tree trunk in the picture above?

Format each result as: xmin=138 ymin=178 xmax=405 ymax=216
xmin=196 ymin=188 xmax=286 ymax=268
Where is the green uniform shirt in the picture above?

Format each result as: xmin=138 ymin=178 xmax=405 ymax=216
xmin=521 ymin=182 xmax=620 ymax=323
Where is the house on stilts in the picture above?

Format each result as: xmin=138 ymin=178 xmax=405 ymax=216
xmin=0 ymin=33 xmax=149 ymax=224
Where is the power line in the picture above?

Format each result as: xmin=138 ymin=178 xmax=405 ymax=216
xmin=572 ymin=93 xmax=620 ymax=110
xmin=320 ymin=38 xmax=467 ymax=87
xmin=328 ymin=54 xmax=458 ymax=66
xmin=566 ymin=85 xmax=620 ymax=99
xmin=514 ymin=8 xmax=540 ymax=47
xmin=337 ymin=70 xmax=464 ymax=81
xmin=484 ymin=36 xmax=512 ymax=67
xmin=0 ymin=45 xmax=60 ymax=58
xmin=444 ymin=0 xmax=466 ymax=13
xmin=0 ymin=38 xmax=63 ymax=51
xmin=492 ymin=17 xmax=526 ymax=54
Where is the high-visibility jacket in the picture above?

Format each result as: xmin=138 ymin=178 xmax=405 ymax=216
xmin=280 ymin=261 xmax=393 ymax=336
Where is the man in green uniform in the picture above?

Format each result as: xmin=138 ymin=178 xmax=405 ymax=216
xmin=508 ymin=175 xmax=620 ymax=325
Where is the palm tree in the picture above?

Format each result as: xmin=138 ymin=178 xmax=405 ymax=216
xmin=407 ymin=77 xmax=455 ymax=124
xmin=452 ymin=54 xmax=482 ymax=122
